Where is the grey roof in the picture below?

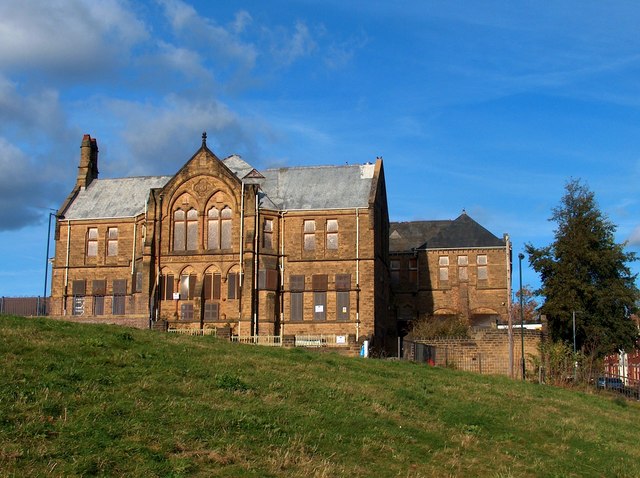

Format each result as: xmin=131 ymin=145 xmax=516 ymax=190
xmin=63 ymin=176 xmax=171 ymax=220
xmin=223 ymin=155 xmax=256 ymax=179
xmin=258 ymin=163 xmax=376 ymax=210
xmin=390 ymin=213 xmax=505 ymax=252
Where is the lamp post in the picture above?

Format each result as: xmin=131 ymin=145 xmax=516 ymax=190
xmin=43 ymin=211 xmax=63 ymax=315
xmin=518 ymin=253 xmax=525 ymax=380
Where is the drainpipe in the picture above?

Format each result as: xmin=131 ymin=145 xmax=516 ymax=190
xmin=63 ymin=220 xmax=71 ymax=316
xmin=505 ymin=233 xmax=513 ymax=378
xmin=156 ymin=194 xmax=163 ymax=322
xmin=279 ymin=210 xmax=287 ymax=339
xmin=355 ymin=207 xmax=360 ymax=342
xmin=239 ymin=181 xmax=245 ymax=334
xmin=252 ymin=190 xmax=259 ymax=337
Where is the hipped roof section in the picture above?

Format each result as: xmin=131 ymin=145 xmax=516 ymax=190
xmin=390 ymin=213 xmax=505 ymax=252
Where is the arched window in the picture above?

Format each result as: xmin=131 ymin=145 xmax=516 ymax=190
xmin=221 ymin=207 xmax=232 ymax=249
xmin=174 ymin=208 xmax=198 ymax=251
xmin=207 ymin=207 xmax=220 ymax=250
xmin=207 ymin=205 xmax=232 ymax=250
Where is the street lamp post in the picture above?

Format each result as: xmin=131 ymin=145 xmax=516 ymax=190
xmin=518 ymin=253 xmax=526 ymax=380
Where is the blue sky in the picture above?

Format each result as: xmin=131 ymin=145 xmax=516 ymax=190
xmin=1 ymin=0 xmax=639 ymax=297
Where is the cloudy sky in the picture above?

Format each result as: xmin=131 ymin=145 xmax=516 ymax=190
xmin=1 ymin=0 xmax=639 ymax=296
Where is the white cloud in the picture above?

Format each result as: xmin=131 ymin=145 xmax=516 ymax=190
xmin=269 ymin=21 xmax=317 ymax=67
xmin=0 ymin=0 xmax=148 ymax=77
xmin=628 ymin=226 xmax=640 ymax=247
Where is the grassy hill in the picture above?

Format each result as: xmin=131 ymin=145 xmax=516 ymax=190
xmin=1 ymin=316 xmax=639 ymax=477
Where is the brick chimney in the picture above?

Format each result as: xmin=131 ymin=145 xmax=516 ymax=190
xmin=77 ymin=134 xmax=99 ymax=188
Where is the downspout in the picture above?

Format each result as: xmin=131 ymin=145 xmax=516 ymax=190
xmin=239 ymin=180 xmax=245 ymax=335
xmin=156 ymin=194 xmax=163 ymax=322
xmin=356 ymin=207 xmax=360 ymax=342
xmin=63 ymin=220 xmax=71 ymax=316
xmin=131 ymin=220 xmax=137 ymax=277
xmin=252 ymin=190 xmax=259 ymax=337
xmin=279 ymin=211 xmax=287 ymax=339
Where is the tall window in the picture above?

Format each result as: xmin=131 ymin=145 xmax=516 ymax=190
xmin=409 ymin=258 xmax=418 ymax=284
xmin=93 ymin=279 xmax=106 ymax=315
xmin=312 ymin=274 xmax=328 ymax=320
xmin=159 ymin=274 xmax=175 ymax=300
xmin=179 ymin=274 xmax=197 ymax=300
xmin=72 ymin=279 xmax=86 ymax=315
xmin=439 ymin=256 xmax=449 ymax=282
xmin=263 ymin=218 xmax=273 ymax=249
xmin=290 ymin=275 xmax=305 ymax=321
xmin=458 ymin=255 xmax=468 ymax=281
xmin=87 ymin=228 xmax=98 ymax=257
xmin=208 ymin=206 xmax=232 ymax=249
xmin=203 ymin=273 xmax=221 ymax=300
xmin=390 ymin=259 xmax=401 ymax=284
xmin=107 ymin=227 xmax=118 ymax=256
xmin=336 ymin=274 xmax=350 ymax=321
xmin=477 ymin=255 xmax=488 ymax=281
xmin=174 ymin=208 xmax=198 ymax=251
xmin=326 ymin=219 xmax=338 ymax=250
xmin=303 ymin=220 xmax=316 ymax=251
xmin=227 ymin=272 xmax=238 ymax=299
xmin=112 ymin=279 xmax=127 ymax=315
xmin=221 ymin=207 xmax=232 ymax=249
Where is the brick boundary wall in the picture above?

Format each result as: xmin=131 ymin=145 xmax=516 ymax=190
xmin=415 ymin=328 xmax=543 ymax=378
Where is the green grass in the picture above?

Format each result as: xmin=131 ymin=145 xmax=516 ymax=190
xmin=1 ymin=315 xmax=639 ymax=477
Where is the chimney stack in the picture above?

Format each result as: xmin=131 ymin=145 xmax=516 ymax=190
xmin=77 ymin=134 xmax=99 ymax=188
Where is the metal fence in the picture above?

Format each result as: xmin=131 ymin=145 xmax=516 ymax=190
xmin=231 ymin=335 xmax=283 ymax=346
xmin=0 ymin=297 xmax=49 ymax=316
xmin=295 ymin=334 xmax=350 ymax=347
xmin=167 ymin=328 xmax=217 ymax=336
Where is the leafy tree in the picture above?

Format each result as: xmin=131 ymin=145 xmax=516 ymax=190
xmin=525 ymin=179 xmax=639 ymax=356
xmin=510 ymin=285 xmax=539 ymax=324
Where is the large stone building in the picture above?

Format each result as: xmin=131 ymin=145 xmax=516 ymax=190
xmin=389 ymin=213 xmax=512 ymax=334
xmin=50 ymin=134 xmax=392 ymax=349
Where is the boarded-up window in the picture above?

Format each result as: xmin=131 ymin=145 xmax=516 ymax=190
xmin=478 ymin=266 xmax=488 ymax=281
xmin=181 ymin=303 xmax=194 ymax=320
xmin=186 ymin=209 xmax=198 ymax=251
xmin=409 ymin=258 xmax=418 ymax=284
xmin=263 ymin=219 xmax=273 ymax=249
xmin=458 ymin=255 xmax=468 ymax=281
xmin=87 ymin=228 xmax=98 ymax=257
xmin=112 ymin=279 xmax=127 ymax=315
xmin=291 ymin=292 xmax=303 ymax=321
xmin=335 ymin=274 xmax=351 ymax=291
xmin=221 ymin=207 xmax=232 ymax=249
xmin=439 ymin=256 xmax=449 ymax=282
xmin=179 ymin=274 xmax=196 ymax=300
xmin=203 ymin=273 xmax=221 ymax=300
xmin=314 ymin=292 xmax=326 ymax=320
xmin=477 ymin=255 xmax=488 ymax=265
xmin=135 ymin=272 xmax=143 ymax=293
xmin=93 ymin=279 xmax=106 ymax=295
xmin=258 ymin=269 xmax=279 ymax=291
xmin=207 ymin=207 xmax=220 ymax=249
xmin=107 ymin=227 xmax=118 ymax=256
xmin=173 ymin=210 xmax=185 ymax=251
xmin=312 ymin=274 xmax=328 ymax=291
xmin=337 ymin=291 xmax=349 ymax=320
xmin=227 ymin=272 xmax=238 ymax=299
xmin=159 ymin=275 xmax=174 ymax=300
xmin=290 ymin=275 xmax=305 ymax=291
xmin=204 ymin=302 xmax=219 ymax=321
xmin=93 ymin=296 xmax=104 ymax=315
xmin=391 ymin=259 xmax=401 ymax=284
xmin=72 ymin=279 xmax=86 ymax=296
xmin=326 ymin=219 xmax=338 ymax=250
xmin=303 ymin=220 xmax=315 ymax=251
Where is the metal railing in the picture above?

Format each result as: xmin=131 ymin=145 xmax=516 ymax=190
xmin=295 ymin=334 xmax=349 ymax=347
xmin=167 ymin=328 xmax=217 ymax=336
xmin=231 ymin=335 xmax=282 ymax=346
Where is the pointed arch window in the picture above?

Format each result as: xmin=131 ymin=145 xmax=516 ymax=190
xmin=221 ymin=207 xmax=233 ymax=249
xmin=173 ymin=208 xmax=198 ymax=251
xmin=207 ymin=207 xmax=220 ymax=250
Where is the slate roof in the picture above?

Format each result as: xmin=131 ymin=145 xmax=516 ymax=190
xmin=62 ymin=156 xmax=377 ymax=219
xmin=63 ymin=176 xmax=171 ymax=220
xmin=258 ymin=163 xmax=376 ymax=210
xmin=390 ymin=213 xmax=505 ymax=252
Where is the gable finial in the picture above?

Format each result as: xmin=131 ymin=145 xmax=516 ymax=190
xmin=202 ymin=131 xmax=207 ymax=147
